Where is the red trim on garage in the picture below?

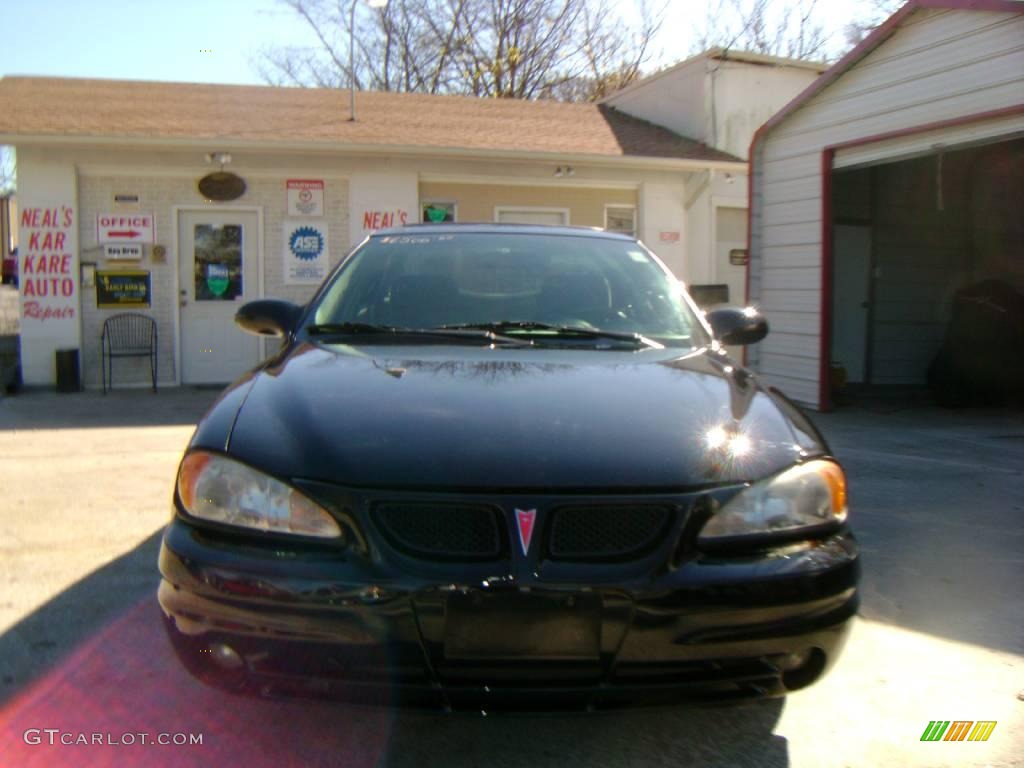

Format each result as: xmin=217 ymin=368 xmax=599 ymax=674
xmin=819 ymin=150 xmax=836 ymax=412
xmin=742 ymin=152 xmax=755 ymax=367
xmin=747 ymin=0 xmax=1023 ymax=409
xmin=755 ymin=0 xmax=1023 ymax=146
xmin=824 ymin=104 xmax=1024 ymax=153
xmin=816 ymin=106 xmax=1024 ymax=411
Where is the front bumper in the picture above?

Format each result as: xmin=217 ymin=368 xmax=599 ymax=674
xmin=158 ymin=517 xmax=858 ymax=711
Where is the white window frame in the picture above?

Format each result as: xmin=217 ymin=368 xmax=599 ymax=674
xmin=603 ymin=204 xmax=637 ymax=236
xmin=493 ymin=206 xmax=571 ymax=225
xmin=421 ymin=199 xmax=458 ymax=223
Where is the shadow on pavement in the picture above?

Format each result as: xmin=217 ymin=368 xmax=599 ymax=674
xmin=0 ymin=531 xmax=165 ymax=703
xmin=0 ymin=388 xmax=219 ymax=430
xmin=0 ymin=535 xmax=788 ymax=768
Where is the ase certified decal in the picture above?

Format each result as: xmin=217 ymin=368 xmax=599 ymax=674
xmin=283 ymin=220 xmax=329 ymax=286
xmin=288 ymin=226 xmax=323 ymax=261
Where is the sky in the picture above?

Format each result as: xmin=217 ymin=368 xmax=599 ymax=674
xmin=0 ymin=0 xmax=881 ymax=87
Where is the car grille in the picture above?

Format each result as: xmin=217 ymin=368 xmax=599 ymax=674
xmin=547 ymin=504 xmax=671 ymax=560
xmin=373 ymin=502 xmax=503 ymax=560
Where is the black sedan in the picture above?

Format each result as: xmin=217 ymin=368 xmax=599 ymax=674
xmin=159 ymin=224 xmax=858 ymax=711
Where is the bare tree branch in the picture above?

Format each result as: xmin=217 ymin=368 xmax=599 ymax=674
xmin=256 ymin=0 xmax=661 ymax=101
xmin=0 ymin=147 xmax=15 ymax=195
xmin=697 ymin=0 xmax=830 ymax=62
xmin=843 ymin=0 xmax=903 ymax=49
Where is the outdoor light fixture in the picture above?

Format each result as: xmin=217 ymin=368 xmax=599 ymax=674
xmin=199 ymin=152 xmax=245 ymax=201
xmin=205 ymin=152 xmax=232 ymax=167
xmin=349 ymin=0 xmax=390 ymax=121
xmin=554 ymin=166 xmax=575 ymax=177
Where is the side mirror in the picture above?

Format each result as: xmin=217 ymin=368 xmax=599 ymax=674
xmin=235 ymin=299 xmax=303 ymax=337
xmin=706 ymin=306 xmax=769 ymax=346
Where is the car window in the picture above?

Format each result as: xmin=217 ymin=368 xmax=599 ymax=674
xmin=310 ymin=232 xmax=708 ymax=347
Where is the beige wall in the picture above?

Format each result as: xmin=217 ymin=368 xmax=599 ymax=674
xmin=602 ymin=55 xmax=822 ymax=160
xmin=418 ymin=182 xmax=637 ymax=229
xmin=69 ymin=164 xmax=348 ymax=389
xmin=13 ymin=142 xmax=715 ymax=387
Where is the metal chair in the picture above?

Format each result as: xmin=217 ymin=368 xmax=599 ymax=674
xmin=101 ymin=313 xmax=157 ymax=393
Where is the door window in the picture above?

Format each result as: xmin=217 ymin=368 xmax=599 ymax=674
xmin=194 ymin=224 xmax=243 ymax=301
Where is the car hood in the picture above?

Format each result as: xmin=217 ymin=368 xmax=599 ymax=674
xmin=213 ymin=342 xmax=821 ymax=491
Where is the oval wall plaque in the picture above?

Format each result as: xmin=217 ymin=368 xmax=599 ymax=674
xmin=198 ymin=172 xmax=246 ymax=201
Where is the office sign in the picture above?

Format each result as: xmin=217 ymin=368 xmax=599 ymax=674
xmin=97 ymin=213 xmax=155 ymax=244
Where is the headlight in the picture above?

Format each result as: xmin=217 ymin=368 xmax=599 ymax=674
xmin=177 ymin=451 xmax=341 ymax=539
xmin=698 ymin=459 xmax=847 ymax=541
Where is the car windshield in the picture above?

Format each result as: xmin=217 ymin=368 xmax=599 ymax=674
xmin=308 ymin=231 xmax=709 ymax=348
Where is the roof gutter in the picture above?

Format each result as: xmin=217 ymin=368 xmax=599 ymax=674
xmin=0 ymin=133 xmax=746 ymax=173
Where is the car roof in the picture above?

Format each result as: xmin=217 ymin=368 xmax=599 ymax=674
xmin=370 ymin=223 xmax=635 ymax=240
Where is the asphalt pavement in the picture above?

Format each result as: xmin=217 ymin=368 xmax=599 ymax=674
xmin=0 ymin=388 xmax=1021 ymax=767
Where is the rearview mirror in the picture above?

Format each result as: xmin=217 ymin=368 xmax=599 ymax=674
xmin=235 ymin=299 xmax=303 ymax=337
xmin=706 ymin=307 xmax=769 ymax=346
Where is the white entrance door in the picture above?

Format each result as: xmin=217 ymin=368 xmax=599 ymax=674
xmin=178 ymin=210 xmax=260 ymax=384
xmin=831 ymin=224 xmax=872 ymax=383
xmin=714 ymin=206 xmax=748 ymax=306
xmin=495 ymin=208 xmax=569 ymax=226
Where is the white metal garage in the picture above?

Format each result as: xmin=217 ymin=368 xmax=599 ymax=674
xmin=748 ymin=0 xmax=1024 ymax=410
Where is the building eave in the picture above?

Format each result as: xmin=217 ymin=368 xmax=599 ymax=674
xmin=600 ymin=46 xmax=829 ymax=106
xmin=0 ymin=133 xmax=748 ymax=173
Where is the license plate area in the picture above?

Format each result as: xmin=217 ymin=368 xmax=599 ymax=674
xmin=444 ymin=591 xmax=601 ymax=660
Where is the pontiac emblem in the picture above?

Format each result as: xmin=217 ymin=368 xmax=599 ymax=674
xmin=515 ymin=509 xmax=536 ymax=555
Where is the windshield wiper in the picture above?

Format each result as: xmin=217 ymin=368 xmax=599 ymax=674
xmin=437 ymin=321 xmax=663 ymax=349
xmin=307 ymin=322 xmax=398 ymax=336
xmin=304 ymin=322 xmax=530 ymax=346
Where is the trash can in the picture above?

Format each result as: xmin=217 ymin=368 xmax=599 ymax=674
xmin=55 ymin=348 xmax=81 ymax=393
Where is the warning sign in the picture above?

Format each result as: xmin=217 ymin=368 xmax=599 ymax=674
xmin=286 ymin=179 xmax=324 ymax=217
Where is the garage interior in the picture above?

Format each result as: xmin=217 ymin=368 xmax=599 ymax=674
xmin=828 ymin=136 xmax=1024 ymax=407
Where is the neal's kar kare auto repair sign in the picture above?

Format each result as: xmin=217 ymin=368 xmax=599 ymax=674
xmin=20 ymin=206 xmax=76 ymax=322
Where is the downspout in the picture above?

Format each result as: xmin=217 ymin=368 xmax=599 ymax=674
xmin=708 ymin=170 xmax=716 ymax=289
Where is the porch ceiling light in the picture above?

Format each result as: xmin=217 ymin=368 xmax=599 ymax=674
xmin=205 ymin=152 xmax=232 ymax=166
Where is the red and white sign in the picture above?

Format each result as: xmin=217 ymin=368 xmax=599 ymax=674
xmin=287 ymin=179 xmax=324 ymax=216
xmin=20 ymin=206 xmax=77 ymax=324
xmin=97 ymin=213 xmax=155 ymax=244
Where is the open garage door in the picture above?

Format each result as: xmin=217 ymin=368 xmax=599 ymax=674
xmin=828 ymin=134 xmax=1024 ymax=407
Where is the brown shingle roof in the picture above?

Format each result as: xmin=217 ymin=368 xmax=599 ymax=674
xmin=0 ymin=76 xmax=740 ymax=162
